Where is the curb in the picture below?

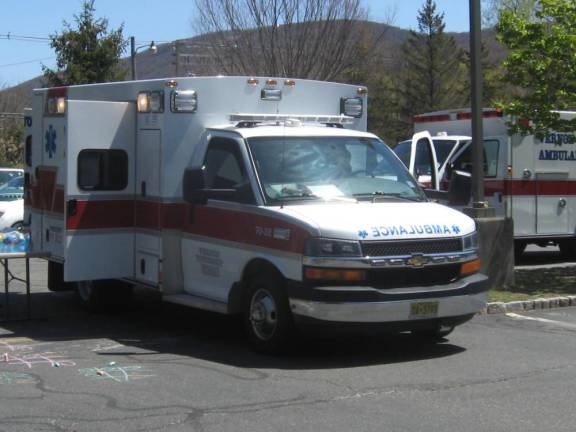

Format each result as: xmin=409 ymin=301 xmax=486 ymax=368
xmin=481 ymin=295 xmax=576 ymax=314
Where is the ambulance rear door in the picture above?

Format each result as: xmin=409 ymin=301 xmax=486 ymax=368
xmin=405 ymin=131 xmax=438 ymax=190
xmin=510 ymin=134 xmax=537 ymax=236
xmin=64 ymin=100 xmax=136 ymax=281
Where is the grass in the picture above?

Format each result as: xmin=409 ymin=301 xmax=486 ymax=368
xmin=489 ymin=267 xmax=576 ymax=303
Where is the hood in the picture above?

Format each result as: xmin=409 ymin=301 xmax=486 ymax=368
xmin=277 ymin=201 xmax=475 ymax=241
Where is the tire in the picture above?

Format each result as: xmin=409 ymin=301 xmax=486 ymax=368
xmin=412 ymin=325 xmax=455 ymax=342
xmin=76 ymin=280 xmax=106 ymax=311
xmin=559 ymin=239 xmax=576 ymax=261
xmin=75 ymin=279 xmax=133 ymax=312
xmin=243 ymin=274 xmax=293 ymax=354
xmin=11 ymin=221 xmax=23 ymax=230
xmin=514 ymin=241 xmax=526 ymax=263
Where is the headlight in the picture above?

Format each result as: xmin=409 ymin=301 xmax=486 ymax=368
xmin=304 ymin=238 xmax=362 ymax=257
xmin=462 ymin=232 xmax=479 ymax=252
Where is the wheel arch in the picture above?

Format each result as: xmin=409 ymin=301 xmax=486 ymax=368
xmin=227 ymin=258 xmax=285 ymax=314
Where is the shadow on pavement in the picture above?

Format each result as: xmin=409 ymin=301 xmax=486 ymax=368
xmin=0 ymin=288 xmax=466 ymax=370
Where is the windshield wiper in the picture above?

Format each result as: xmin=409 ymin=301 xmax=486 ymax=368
xmin=353 ymin=191 xmax=424 ymax=202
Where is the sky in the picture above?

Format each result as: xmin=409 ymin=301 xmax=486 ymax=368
xmin=0 ymin=0 xmax=470 ymax=87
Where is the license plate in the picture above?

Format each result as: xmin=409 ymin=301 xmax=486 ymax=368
xmin=410 ymin=301 xmax=439 ymax=319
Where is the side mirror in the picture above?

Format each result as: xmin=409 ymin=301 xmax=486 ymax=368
xmin=183 ymin=166 xmax=207 ymax=205
xmin=448 ymin=170 xmax=471 ymax=206
xmin=182 ymin=166 xmax=238 ymax=205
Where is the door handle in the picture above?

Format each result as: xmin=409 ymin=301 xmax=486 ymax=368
xmin=67 ymin=199 xmax=77 ymax=217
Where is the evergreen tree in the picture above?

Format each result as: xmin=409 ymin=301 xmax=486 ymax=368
xmin=461 ymin=42 xmax=503 ymax=106
xmin=396 ymin=0 xmax=465 ymax=138
xmin=43 ymin=0 xmax=127 ymax=86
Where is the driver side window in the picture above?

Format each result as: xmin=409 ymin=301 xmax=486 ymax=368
xmin=203 ymin=138 xmax=255 ymax=204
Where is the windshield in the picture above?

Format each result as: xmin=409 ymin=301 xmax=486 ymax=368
xmin=247 ymin=136 xmax=426 ymax=204
xmin=0 ymin=176 xmax=24 ymax=190
xmin=0 ymin=171 xmax=21 ymax=187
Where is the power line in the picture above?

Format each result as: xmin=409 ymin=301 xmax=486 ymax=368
xmin=0 ymin=33 xmax=51 ymax=44
xmin=0 ymin=33 xmax=172 ymax=45
xmin=0 ymin=57 xmax=54 ymax=68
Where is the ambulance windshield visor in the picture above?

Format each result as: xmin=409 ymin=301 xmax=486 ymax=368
xmin=247 ymin=136 xmax=426 ymax=204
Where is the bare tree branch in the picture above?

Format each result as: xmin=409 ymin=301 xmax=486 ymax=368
xmin=191 ymin=0 xmax=383 ymax=81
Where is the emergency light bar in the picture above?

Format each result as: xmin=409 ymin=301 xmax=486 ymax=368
xmin=229 ymin=113 xmax=355 ymax=125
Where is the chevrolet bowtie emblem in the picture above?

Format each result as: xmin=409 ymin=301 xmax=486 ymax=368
xmin=406 ymin=254 xmax=428 ymax=268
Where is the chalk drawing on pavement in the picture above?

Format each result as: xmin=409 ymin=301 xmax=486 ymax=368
xmin=1 ymin=352 xmax=76 ymax=368
xmin=79 ymin=365 xmax=154 ymax=382
xmin=0 ymin=371 xmax=36 ymax=385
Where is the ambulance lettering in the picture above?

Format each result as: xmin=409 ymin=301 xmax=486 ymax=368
xmin=364 ymin=224 xmax=461 ymax=238
xmin=543 ymin=132 xmax=576 ymax=146
xmin=538 ymin=149 xmax=576 ymax=161
xmin=196 ymin=248 xmax=223 ymax=278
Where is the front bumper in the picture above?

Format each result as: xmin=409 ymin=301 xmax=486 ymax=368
xmin=288 ymin=273 xmax=488 ymax=324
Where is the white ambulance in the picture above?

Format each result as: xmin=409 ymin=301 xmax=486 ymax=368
xmin=24 ymin=77 xmax=488 ymax=352
xmin=407 ymin=108 xmax=576 ymax=258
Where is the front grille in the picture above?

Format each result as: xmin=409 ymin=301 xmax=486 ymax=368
xmin=368 ymin=264 xmax=461 ymax=289
xmin=361 ymin=238 xmax=463 ymax=257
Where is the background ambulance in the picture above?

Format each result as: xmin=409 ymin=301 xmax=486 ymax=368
xmin=404 ymin=108 xmax=576 ymax=260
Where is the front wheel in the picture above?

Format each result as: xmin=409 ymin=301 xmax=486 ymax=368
xmin=243 ymin=275 xmax=293 ymax=354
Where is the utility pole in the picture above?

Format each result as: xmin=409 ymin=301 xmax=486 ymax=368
xmin=130 ymin=36 xmax=136 ymax=81
xmin=465 ymin=0 xmax=514 ymax=289
xmin=469 ymin=0 xmax=489 ymax=214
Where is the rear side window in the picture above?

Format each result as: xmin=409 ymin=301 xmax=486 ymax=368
xmin=392 ymin=141 xmax=411 ymax=168
xmin=78 ymin=149 xmax=128 ymax=190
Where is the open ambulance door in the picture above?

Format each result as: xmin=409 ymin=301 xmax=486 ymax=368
xmin=407 ymin=131 xmax=439 ymax=190
xmin=64 ymin=101 xmax=136 ymax=282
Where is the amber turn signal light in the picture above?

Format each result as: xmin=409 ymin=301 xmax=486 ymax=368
xmin=304 ymin=268 xmax=366 ymax=281
xmin=460 ymin=259 xmax=481 ymax=276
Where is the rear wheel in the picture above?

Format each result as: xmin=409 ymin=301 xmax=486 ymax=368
xmin=514 ymin=240 xmax=527 ymax=263
xmin=75 ymin=280 xmax=133 ymax=311
xmin=559 ymin=239 xmax=576 ymax=261
xmin=243 ymin=274 xmax=293 ymax=354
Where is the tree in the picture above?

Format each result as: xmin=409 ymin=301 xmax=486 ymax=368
xmin=395 ymin=0 xmax=465 ymax=138
xmin=461 ymin=42 xmax=503 ymax=106
xmin=0 ymin=85 xmax=25 ymax=166
xmin=43 ymin=0 xmax=127 ymax=86
xmin=483 ymin=0 xmax=539 ymax=28
xmin=496 ymin=0 xmax=576 ymax=136
xmin=191 ymin=0 xmax=380 ymax=81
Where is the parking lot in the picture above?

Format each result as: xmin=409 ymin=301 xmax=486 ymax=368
xmin=2 ymin=257 xmax=576 ymax=431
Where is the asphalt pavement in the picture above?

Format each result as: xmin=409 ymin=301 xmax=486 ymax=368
xmin=1 ymin=257 xmax=576 ymax=431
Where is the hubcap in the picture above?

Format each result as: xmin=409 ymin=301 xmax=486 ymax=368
xmin=76 ymin=281 xmax=93 ymax=302
xmin=249 ymin=288 xmax=277 ymax=341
